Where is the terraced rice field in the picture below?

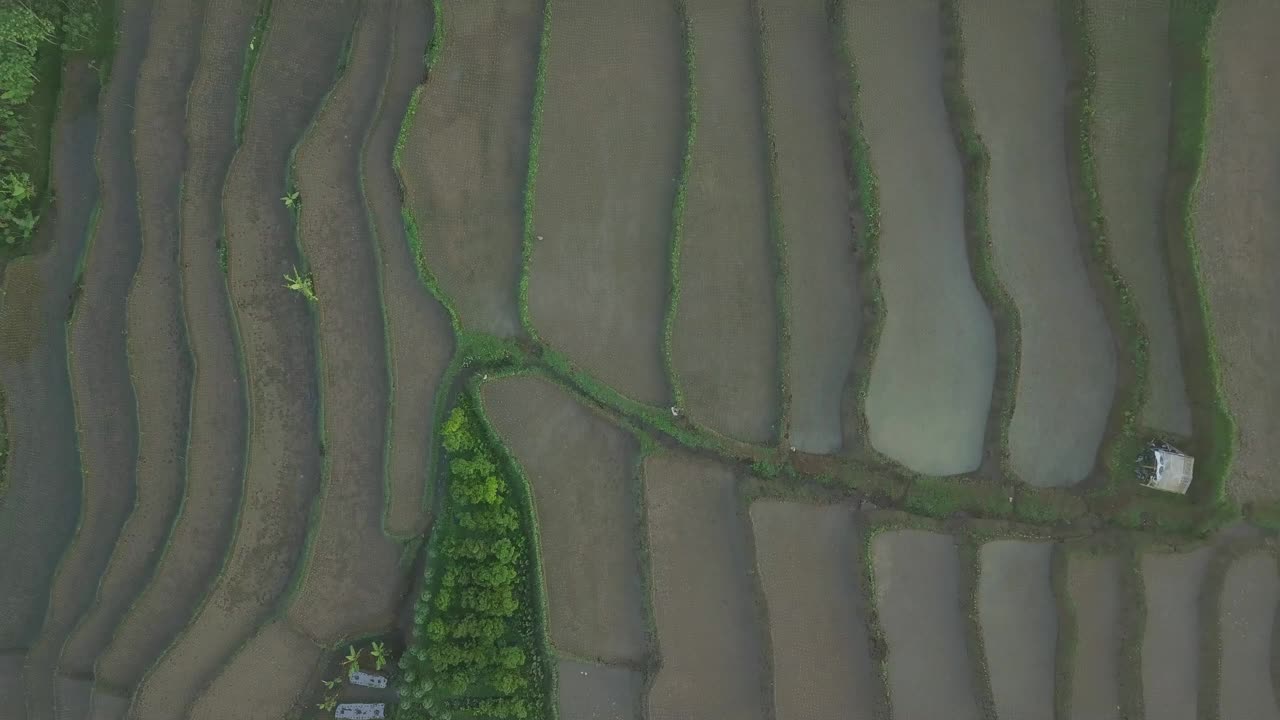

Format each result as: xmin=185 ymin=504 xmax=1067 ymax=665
xmin=670 ymin=0 xmax=780 ymax=444
xmin=978 ymin=540 xmax=1057 ymax=720
xmin=758 ymin=0 xmax=860 ymax=454
xmin=1141 ymin=547 xmax=1213 ymax=720
xmin=187 ymin=620 xmax=326 ymax=720
xmin=1064 ymin=550 xmax=1124 ymax=720
xmin=848 ymin=0 xmax=995 ymax=475
xmin=1216 ymin=549 xmax=1280 ymax=720
xmin=527 ymin=0 xmax=684 ymax=407
xmin=956 ymin=0 xmax=1115 ymax=487
xmin=1194 ymin=0 xmax=1280 ymax=503
xmin=1085 ymin=0 xmax=1191 ymax=437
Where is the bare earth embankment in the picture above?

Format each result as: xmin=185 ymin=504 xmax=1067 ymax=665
xmin=759 ymin=0 xmax=860 ymax=454
xmin=528 ymin=0 xmax=683 ymax=407
xmin=850 ymin=0 xmax=995 ymax=475
xmin=1065 ymin=551 xmax=1123 ymax=720
xmin=1217 ymin=550 xmax=1280 ymax=720
xmin=644 ymin=452 xmax=768 ymax=720
xmin=1193 ymin=0 xmax=1280 ymax=502
xmin=671 ymin=0 xmax=780 ymax=444
xmin=1141 ymin=547 xmax=1212 ymax=720
xmin=957 ymin=0 xmax=1115 ymax=487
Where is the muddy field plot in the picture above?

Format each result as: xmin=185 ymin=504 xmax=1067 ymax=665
xmin=644 ymin=452 xmax=768 ymax=720
xmin=1064 ymin=550 xmax=1123 ymax=720
xmin=528 ymin=0 xmax=683 ymax=408
xmin=90 ymin=0 xmax=256 ymax=695
xmin=1141 ymin=547 xmax=1212 ymax=720
xmin=187 ymin=620 xmax=326 ymax=720
xmin=978 ymin=540 xmax=1057 ymax=720
xmin=365 ymin=0 xmax=454 ymax=539
xmin=1085 ymin=0 xmax=1190 ymax=436
xmin=1194 ymin=0 xmax=1280 ymax=503
xmin=401 ymin=0 xmax=539 ymax=338
xmin=957 ymin=0 xmax=1115 ymax=488
xmin=750 ymin=501 xmax=879 ymax=719
xmin=59 ymin=0 xmax=202 ymax=685
xmin=670 ymin=0 xmax=779 ymax=445
xmin=759 ymin=0 xmax=860 ymax=455
xmin=128 ymin=1 xmax=359 ymax=716
xmin=871 ymin=529 xmax=981 ymax=720
xmin=483 ymin=375 xmax=647 ymax=664
xmin=556 ymin=659 xmax=643 ymax=720
xmin=0 ymin=60 xmax=99 ymax=650
xmin=1216 ymin=550 xmax=1280 ymax=720
xmin=849 ymin=0 xmax=995 ymax=475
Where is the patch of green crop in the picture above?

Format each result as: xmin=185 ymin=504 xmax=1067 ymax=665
xmin=235 ymin=0 xmax=272 ymax=146
xmin=903 ymin=477 xmax=1013 ymax=520
xmin=662 ymin=0 xmax=696 ymax=409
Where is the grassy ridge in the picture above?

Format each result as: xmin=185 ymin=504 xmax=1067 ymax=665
xmin=232 ymin=0 xmax=271 ymax=146
xmin=517 ymin=0 xmax=551 ymax=340
xmin=661 ymin=0 xmax=696 ymax=410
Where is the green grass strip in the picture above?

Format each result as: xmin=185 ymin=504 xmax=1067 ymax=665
xmin=662 ymin=0 xmax=696 ymax=409
xmin=234 ymin=0 xmax=272 ymax=147
xmin=517 ymin=0 xmax=552 ymax=340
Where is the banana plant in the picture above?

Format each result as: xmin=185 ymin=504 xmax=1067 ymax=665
xmin=283 ymin=266 xmax=317 ymax=303
xmin=369 ymin=641 xmax=389 ymax=671
xmin=342 ymin=644 xmax=362 ymax=674
xmin=281 ymin=190 xmax=300 ymax=210
xmin=317 ymin=693 xmax=337 ymax=712
xmin=322 ymin=676 xmax=342 ymax=690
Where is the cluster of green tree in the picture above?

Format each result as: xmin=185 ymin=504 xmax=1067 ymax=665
xmin=0 ymin=0 xmax=98 ymax=249
xmin=397 ymin=403 xmax=547 ymax=720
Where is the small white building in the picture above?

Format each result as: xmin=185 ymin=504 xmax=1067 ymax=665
xmin=1143 ymin=448 xmax=1194 ymax=494
xmin=347 ymin=670 xmax=387 ymax=689
xmin=336 ymin=703 xmax=385 ymax=720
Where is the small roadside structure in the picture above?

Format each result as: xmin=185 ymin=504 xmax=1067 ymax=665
xmin=335 ymin=703 xmax=385 ymax=720
xmin=1140 ymin=444 xmax=1195 ymax=495
xmin=347 ymin=670 xmax=387 ymax=689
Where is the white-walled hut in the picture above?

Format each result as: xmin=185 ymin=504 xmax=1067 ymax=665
xmin=1141 ymin=446 xmax=1195 ymax=494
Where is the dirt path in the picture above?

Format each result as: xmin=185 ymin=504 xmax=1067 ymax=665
xmin=0 ymin=59 xmax=99 ymax=652
xmin=1194 ymin=0 xmax=1280 ymax=502
xmin=24 ymin=1 xmax=151 ymax=716
xmin=1217 ymin=550 xmax=1280 ymax=720
xmin=401 ymin=0 xmax=541 ymax=337
xmin=365 ymin=0 xmax=454 ymax=539
xmin=671 ymin=0 xmax=780 ymax=445
xmin=1141 ymin=547 xmax=1212 ymax=720
xmin=59 ymin=0 xmax=203 ymax=690
xmin=528 ymin=0 xmax=683 ymax=408
xmin=1086 ymin=0 xmax=1190 ymax=436
xmin=128 ymin=1 xmax=359 ymax=716
xmin=957 ymin=0 xmax=1115 ymax=487
xmin=91 ymin=0 xmax=256 ymax=698
xmin=851 ymin=0 xmax=995 ymax=475
xmin=483 ymin=375 xmax=647 ymax=665
xmin=750 ymin=502 xmax=879 ymax=719
xmin=1064 ymin=551 xmax=1122 ymax=720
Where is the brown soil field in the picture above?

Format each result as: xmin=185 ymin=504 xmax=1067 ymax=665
xmin=482 ymin=375 xmax=647 ymax=664
xmin=670 ymin=0 xmax=779 ymax=445
xmin=285 ymin=1 xmax=404 ymax=644
xmin=850 ymin=0 xmax=995 ymax=475
xmin=128 ymin=1 xmax=359 ymax=716
xmin=1141 ymin=547 xmax=1212 ymax=720
xmin=91 ymin=0 xmax=256 ymax=695
xmin=528 ymin=0 xmax=682 ymax=407
xmin=1085 ymin=0 xmax=1190 ymax=436
xmin=187 ymin=620 xmax=325 ymax=720
xmin=759 ymin=0 xmax=860 ymax=455
xmin=957 ymin=0 xmax=1115 ymax=488
xmin=644 ymin=452 xmax=768 ymax=720
xmin=364 ymin=0 xmax=454 ymax=539
xmin=1065 ymin=550 xmax=1122 ymax=720
xmin=1217 ymin=550 xmax=1280 ymax=720
xmin=871 ymin=528 xmax=980 ymax=720
xmin=0 ymin=60 xmax=99 ymax=650
xmin=750 ymin=501 xmax=879 ymax=719
xmin=978 ymin=540 xmax=1057 ymax=720
xmin=25 ymin=1 xmax=151 ymax=715
xmin=59 ymin=0 xmax=202 ymax=684
xmin=1193 ymin=0 xmax=1280 ymax=502
xmin=556 ymin=659 xmax=642 ymax=720
xmin=400 ymin=0 xmax=540 ymax=338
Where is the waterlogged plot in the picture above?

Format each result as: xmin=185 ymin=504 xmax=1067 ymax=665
xmin=91 ymin=0 xmax=255 ymax=694
xmin=483 ymin=375 xmax=647 ymax=664
xmin=1217 ymin=551 xmax=1280 ymax=720
xmin=0 ymin=60 xmax=98 ymax=650
xmin=957 ymin=0 xmax=1115 ymax=487
xmin=1065 ymin=551 xmax=1123 ymax=720
xmin=528 ymin=0 xmax=683 ymax=407
xmin=365 ymin=0 xmax=453 ymax=539
xmin=401 ymin=0 xmax=540 ymax=337
xmin=750 ymin=502 xmax=878 ymax=719
xmin=0 ymin=653 xmax=22 ymax=712
xmin=59 ymin=0 xmax=201 ymax=683
xmin=557 ymin=659 xmax=642 ymax=720
xmin=1142 ymin=547 xmax=1212 ymax=720
xmin=671 ymin=0 xmax=780 ymax=444
xmin=1195 ymin=0 xmax=1280 ymax=502
xmin=1085 ymin=0 xmax=1190 ymax=436
xmin=978 ymin=540 xmax=1056 ymax=720
xmin=188 ymin=621 xmax=326 ymax=720
xmin=871 ymin=529 xmax=980 ymax=720
xmin=849 ymin=0 xmax=995 ymax=475
xmin=129 ymin=1 xmax=359 ymax=716
xmin=759 ymin=0 xmax=860 ymax=454
xmin=645 ymin=452 xmax=768 ymax=720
